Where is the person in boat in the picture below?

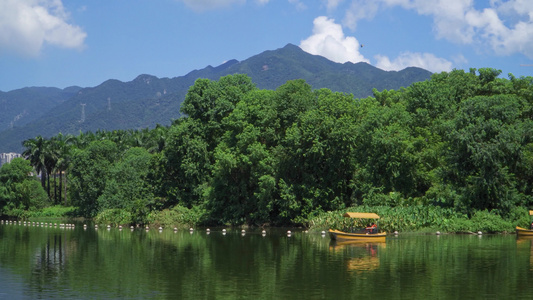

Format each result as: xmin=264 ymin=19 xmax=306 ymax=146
xmin=530 ymin=221 xmax=533 ymax=229
xmin=366 ymin=223 xmax=378 ymax=234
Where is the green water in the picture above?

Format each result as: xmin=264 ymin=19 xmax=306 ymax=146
xmin=1 ymin=222 xmax=532 ymax=299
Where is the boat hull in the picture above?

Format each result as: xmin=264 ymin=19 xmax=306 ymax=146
xmin=328 ymin=229 xmax=386 ymax=242
xmin=516 ymin=226 xmax=533 ymax=236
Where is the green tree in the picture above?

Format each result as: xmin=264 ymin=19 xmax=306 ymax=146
xmin=0 ymin=158 xmax=49 ymax=216
xmin=69 ymin=140 xmax=118 ymax=217
xmin=441 ymin=94 xmax=531 ymax=214
xmin=98 ymin=147 xmax=154 ymax=224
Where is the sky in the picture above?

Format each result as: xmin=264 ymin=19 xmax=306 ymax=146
xmin=0 ymin=0 xmax=532 ymax=92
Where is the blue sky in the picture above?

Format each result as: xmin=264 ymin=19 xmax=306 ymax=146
xmin=0 ymin=0 xmax=532 ymax=92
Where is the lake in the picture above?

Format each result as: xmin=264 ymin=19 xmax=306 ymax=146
xmin=1 ymin=221 xmax=532 ymax=299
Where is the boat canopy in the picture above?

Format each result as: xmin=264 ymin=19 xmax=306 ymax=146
xmin=343 ymin=212 xmax=380 ymax=219
xmin=529 ymin=210 xmax=533 ymax=216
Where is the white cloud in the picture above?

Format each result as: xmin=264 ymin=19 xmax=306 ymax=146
xmin=289 ymin=0 xmax=306 ymax=11
xmin=342 ymin=0 xmax=533 ymax=58
xmin=0 ymin=0 xmax=86 ymax=57
xmin=375 ymin=52 xmax=453 ymax=73
xmin=344 ymin=0 xmax=381 ymax=30
xmin=177 ymin=0 xmax=245 ymax=11
xmin=323 ymin=0 xmax=345 ymax=11
xmin=299 ymin=16 xmax=369 ymax=64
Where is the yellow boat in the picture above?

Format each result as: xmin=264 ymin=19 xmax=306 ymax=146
xmin=516 ymin=226 xmax=533 ymax=237
xmin=328 ymin=212 xmax=387 ymax=242
xmin=516 ymin=211 xmax=533 ymax=237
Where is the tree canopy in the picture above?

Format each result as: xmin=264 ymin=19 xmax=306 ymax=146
xmin=7 ymin=70 xmax=533 ymax=227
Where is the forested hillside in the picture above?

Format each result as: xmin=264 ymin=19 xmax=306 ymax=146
xmin=2 ymin=68 xmax=532 ymax=231
xmin=0 ymin=44 xmax=431 ymax=153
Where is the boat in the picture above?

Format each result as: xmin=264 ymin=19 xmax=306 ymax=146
xmin=516 ymin=211 xmax=533 ymax=237
xmin=516 ymin=226 xmax=533 ymax=236
xmin=328 ymin=212 xmax=387 ymax=242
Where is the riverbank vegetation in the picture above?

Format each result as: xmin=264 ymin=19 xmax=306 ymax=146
xmin=1 ymin=69 xmax=532 ymax=232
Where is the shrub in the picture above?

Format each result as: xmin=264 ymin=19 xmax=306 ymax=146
xmin=94 ymin=209 xmax=133 ymax=226
xmin=25 ymin=205 xmax=77 ymax=219
xmin=470 ymin=210 xmax=514 ymax=233
xmin=149 ymin=205 xmax=207 ymax=228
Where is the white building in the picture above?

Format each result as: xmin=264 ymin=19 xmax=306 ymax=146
xmin=0 ymin=152 xmax=22 ymax=168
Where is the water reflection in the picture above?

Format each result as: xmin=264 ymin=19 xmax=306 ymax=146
xmin=329 ymin=240 xmax=385 ymax=273
xmin=2 ymin=224 xmax=533 ymax=299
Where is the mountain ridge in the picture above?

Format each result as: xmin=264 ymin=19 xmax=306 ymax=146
xmin=0 ymin=43 xmax=432 ymax=153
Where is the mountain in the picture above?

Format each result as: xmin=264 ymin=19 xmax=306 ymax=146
xmin=0 ymin=86 xmax=81 ymax=131
xmin=0 ymin=44 xmax=432 ymax=153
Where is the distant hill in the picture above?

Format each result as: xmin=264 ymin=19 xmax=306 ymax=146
xmin=0 ymin=86 xmax=81 ymax=130
xmin=0 ymin=44 xmax=432 ymax=153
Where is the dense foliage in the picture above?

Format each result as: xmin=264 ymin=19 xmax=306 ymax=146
xmin=3 ymin=69 xmax=533 ymax=231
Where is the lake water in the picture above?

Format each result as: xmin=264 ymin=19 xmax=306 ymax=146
xmin=1 ymin=221 xmax=532 ymax=299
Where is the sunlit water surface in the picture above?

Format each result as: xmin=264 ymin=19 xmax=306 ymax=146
xmin=1 ymin=222 xmax=533 ymax=299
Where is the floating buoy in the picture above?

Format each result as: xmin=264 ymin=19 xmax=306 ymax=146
xmin=159 ymin=227 xmax=163 ymax=230
xmin=206 ymin=228 xmax=210 ymax=232
xmin=394 ymin=231 xmax=399 ymax=235
xmin=287 ymin=230 xmax=292 ymax=235
xmin=261 ymin=230 xmax=266 ymax=235
xmin=478 ymin=231 xmax=482 ymax=235
xmin=436 ymin=231 xmax=441 ymax=235
xmin=174 ymin=227 xmax=178 ymax=231
xmin=95 ymin=224 xmax=98 ymax=229
xmin=222 ymin=229 xmax=227 ymax=233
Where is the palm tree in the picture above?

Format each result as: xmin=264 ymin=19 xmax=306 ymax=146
xmin=42 ymin=138 xmax=57 ymax=199
xmin=22 ymin=136 xmax=47 ymax=190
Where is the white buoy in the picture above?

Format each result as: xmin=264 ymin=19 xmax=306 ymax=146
xmin=206 ymin=228 xmax=210 ymax=232
xmin=478 ymin=231 xmax=482 ymax=235
xmin=222 ymin=229 xmax=227 ymax=233
xmin=436 ymin=231 xmax=441 ymax=235
xmin=394 ymin=231 xmax=399 ymax=235
xmin=287 ymin=230 xmax=292 ymax=235
xmin=190 ymin=227 xmax=194 ymax=231
xmin=173 ymin=227 xmax=178 ymax=231
xmin=261 ymin=230 xmax=266 ymax=235
xmin=95 ymin=224 xmax=98 ymax=229
xmin=241 ymin=229 xmax=246 ymax=233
